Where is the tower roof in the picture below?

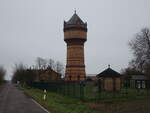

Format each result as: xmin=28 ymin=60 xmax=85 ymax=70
xmin=66 ymin=12 xmax=84 ymax=24
xmin=97 ymin=66 xmax=121 ymax=77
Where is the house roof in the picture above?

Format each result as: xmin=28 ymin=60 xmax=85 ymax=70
xmin=46 ymin=68 xmax=61 ymax=75
xmin=66 ymin=12 xmax=84 ymax=24
xmin=131 ymin=75 xmax=148 ymax=80
xmin=97 ymin=67 xmax=121 ymax=77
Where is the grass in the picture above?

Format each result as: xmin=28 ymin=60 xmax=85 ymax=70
xmin=84 ymin=85 xmax=150 ymax=101
xmin=0 ymin=80 xmax=6 ymax=88
xmin=85 ymin=88 xmax=150 ymax=113
xmin=28 ymin=82 xmax=150 ymax=101
xmin=87 ymin=98 xmax=150 ymax=113
xmin=0 ymin=80 xmax=5 ymax=85
xmin=21 ymin=86 xmax=150 ymax=113
xmin=21 ymin=87 xmax=99 ymax=113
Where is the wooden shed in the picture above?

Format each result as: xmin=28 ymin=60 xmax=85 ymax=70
xmin=97 ymin=66 xmax=122 ymax=92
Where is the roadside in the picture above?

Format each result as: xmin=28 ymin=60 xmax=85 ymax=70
xmin=0 ymin=84 xmax=3 ymax=92
xmin=0 ymin=80 xmax=6 ymax=92
xmin=21 ymin=87 xmax=99 ymax=113
xmin=0 ymin=82 xmax=48 ymax=113
xmin=21 ymin=86 xmax=150 ymax=113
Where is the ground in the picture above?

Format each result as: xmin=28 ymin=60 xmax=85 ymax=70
xmin=1 ymin=82 xmax=150 ymax=113
xmin=21 ymin=86 xmax=150 ymax=113
xmin=87 ymin=99 xmax=150 ymax=113
xmin=0 ymin=82 xmax=48 ymax=113
xmin=21 ymin=87 xmax=98 ymax=113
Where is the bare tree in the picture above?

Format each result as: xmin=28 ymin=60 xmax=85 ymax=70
xmin=36 ymin=57 xmax=47 ymax=69
xmin=12 ymin=63 xmax=26 ymax=83
xmin=121 ymin=67 xmax=143 ymax=76
xmin=0 ymin=66 xmax=6 ymax=83
xmin=12 ymin=63 xmax=37 ymax=83
xmin=48 ymin=58 xmax=55 ymax=70
xmin=129 ymin=27 xmax=150 ymax=76
xmin=36 ymin=57 xmax=64 ymax=76
xmin=54 ymin=61 xmax=64 ymax=75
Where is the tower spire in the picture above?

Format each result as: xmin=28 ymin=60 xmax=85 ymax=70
xmin=65 ymin=11 xmax=85 ymax=25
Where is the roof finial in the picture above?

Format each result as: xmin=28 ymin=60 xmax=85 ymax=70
xmin=74 ymin=10 xmax=76 ymax=14
xmin=108 ymin=64 xmax=110 ymax=68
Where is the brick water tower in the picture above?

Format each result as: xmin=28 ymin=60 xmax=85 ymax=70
xmin=64 ymin=12 xmax=87 ymax=81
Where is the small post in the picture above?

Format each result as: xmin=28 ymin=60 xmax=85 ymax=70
xmin=80 ymin=81 xmax=84 ymax=100
xmin=98 ymin=79 xmax=101 ymax=100
xmin=43 ymin=89 xmax=47 ymax=101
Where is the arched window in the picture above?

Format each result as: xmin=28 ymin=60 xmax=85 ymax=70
xmin=77 ymin=75 xmax=80 ymax=81
xmin=69 ymin=76 xmax=71 ymax=80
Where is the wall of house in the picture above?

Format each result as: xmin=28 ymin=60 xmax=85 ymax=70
xmin=130 ymin=80 xmax=135 ymax=88
xmin=104 ymin=78 xmax=113 ymax=91
xmin=115 ymin=77 xmax=121 ymax=91
xmin=102 ymin=77 xmax=121 ymax=92
xmin=37 ymin=70 xmax=61 ymax=82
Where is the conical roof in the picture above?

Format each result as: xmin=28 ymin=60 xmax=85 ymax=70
xmin=97 ymin=67 xmax=121 ymax=77
xmin=67 ymin=12 xmax=84 ymax=24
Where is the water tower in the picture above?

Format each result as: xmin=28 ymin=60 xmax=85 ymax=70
xmin=64 ymin=12 xmax=87 ymax=81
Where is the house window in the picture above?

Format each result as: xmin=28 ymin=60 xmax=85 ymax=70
xmin=142 ymin=81 xmax=146 ymax=88
xmin=137 ymin=81 xmax=141 ymax=88
xmin=77 ymin=75 xmax=80 ymax=80
xmin=69 ymin=76 xmax=71 ymax=80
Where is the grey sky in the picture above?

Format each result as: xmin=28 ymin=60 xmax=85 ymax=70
xmin=0 ymin=0 xmax=150 ymax=80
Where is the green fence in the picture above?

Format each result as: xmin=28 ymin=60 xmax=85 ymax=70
xmin=28 ymin=81 xmax=85 ymax=100
xmin=28 ymin=80 xmax=150 ymax=101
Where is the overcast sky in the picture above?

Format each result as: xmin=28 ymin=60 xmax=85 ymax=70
xmin=0 ymin=0 xmax=150 ymax=80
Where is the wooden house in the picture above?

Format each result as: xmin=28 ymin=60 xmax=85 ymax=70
xmin=130 ymin=75 xmax=149 ymax=89
xmin=35 ymin=68 xmax=61 ymax=82
xmin=97 ymin=66 xmax=122 ymax=92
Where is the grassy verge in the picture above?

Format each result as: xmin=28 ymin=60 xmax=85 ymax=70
xmin=0 ymin=80 xmax=6 ymax=88
xmin=84 ymin=87 xmax=150 ymax=101
xmin=20 ymin=85 xmax=150 ymax=113
xmin=21 ymin=87 xmax=99 ymax=113
xmin=87 ymin=98 xmax=150 ymax=113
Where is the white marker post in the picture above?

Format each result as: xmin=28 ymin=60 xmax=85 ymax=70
xmin=43 ymin=89 xmax=47 ymax=101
